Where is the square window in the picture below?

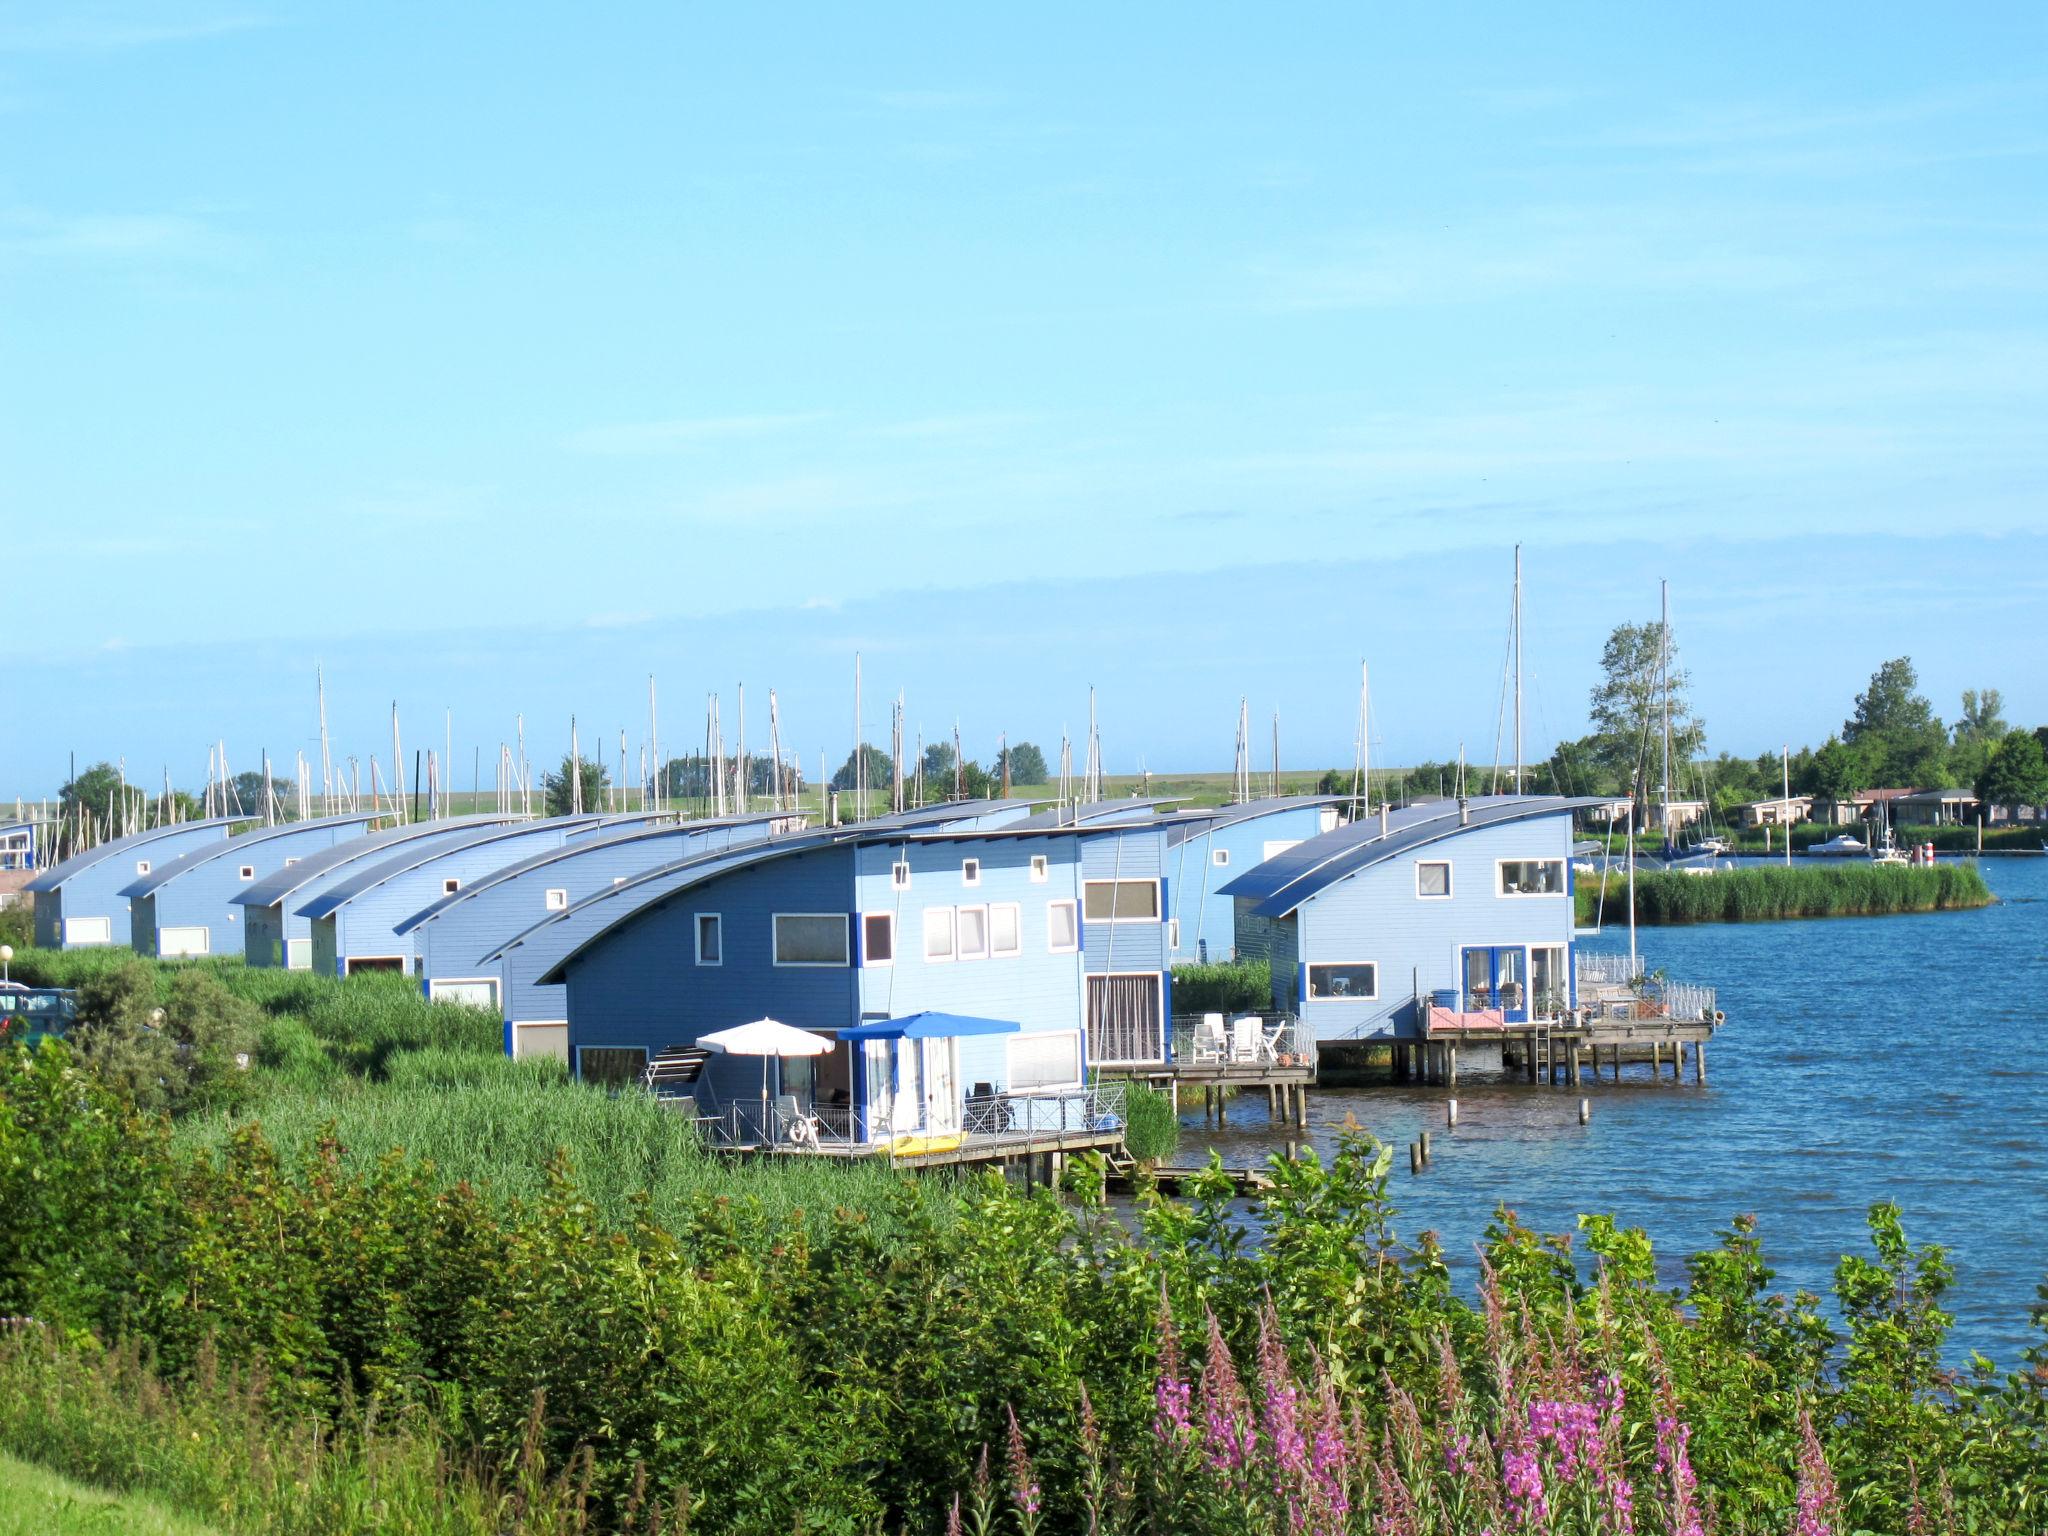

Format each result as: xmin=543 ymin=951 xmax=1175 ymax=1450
xmin=1416 ymin=861 xmax=1452 ymax=899
xmin=958 ymin=905 xmax=989 ymax=960
xmin=284 ymin=857 xmax=299 ymax=867
xmin=1212 ymin=848 xmax=1231 ymax=867
xmin=863 ymin=912 xmax=895 ymax=965
xmin=923 ymin=906 xmax=956 ymax=962
xmin=989 ymin=902 xmax=1021 ymax=956
xmin=962 ymin=857 xmax=981 ymax=886
xmin=1308 ymin=962 xmax=1378 ymax=1000
xmin=696 ymin=912 xmax=723 ymax=965
xmin=891 ymin=860 xmax=912 ymax=891
xmin=773 ymin=913 xmax=847 ymax=966
xmin=1047 ymin=899 xmax=1079 ymax=953
xmin=1028 ymin=854 xmax=1048 ymax=882
xmin=135 ymin=859 xmax=151 ymax=876
xmin=545 ymin=887 xmax=569 ymax=911
xmin=442 ymin=877 xmax=460 ymax=896
xmin=238 ymin=865 xmax=255 ymax=881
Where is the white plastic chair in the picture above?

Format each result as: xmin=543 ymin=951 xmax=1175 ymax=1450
xmin=1231 ymin=1016 xmax=1263 ymax=1063
xmin=774 ymin=1094 xmax=822 ymax=1147
xmin=1193 ymin=1014 xmax=1227 ymax=1064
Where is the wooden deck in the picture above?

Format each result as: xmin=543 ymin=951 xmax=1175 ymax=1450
xmin=1405 ymin=1002 xmax=1718 ymax=1087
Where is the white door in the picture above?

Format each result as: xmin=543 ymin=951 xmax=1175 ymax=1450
xmin=895 ymin=1039 xmax=925 ymax=1134
xmin=924 ymin=1038 xmax=960 ymax=1135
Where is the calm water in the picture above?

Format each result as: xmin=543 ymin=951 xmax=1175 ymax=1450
xmin=1181 ymin=856 xmax=2048 ymax=1367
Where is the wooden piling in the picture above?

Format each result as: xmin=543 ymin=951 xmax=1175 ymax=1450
xmin=1409 ymin=1141 xmax=1422 ymax=1175
xmin=1447 ymin=1098 xmax=1459 ymax=1127
xmin=1694 ymin=1042 xmax=1708 ymax=1085
xmin=1579 ymin=1097 xmax=1591 ymax=1125
xmin=1447 ymin=1047 xmax=1459 ymax=1090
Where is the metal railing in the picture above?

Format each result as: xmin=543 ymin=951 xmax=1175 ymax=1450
xmin=1088 ymin=1018 xmax=1165 ymax=1065
xmin=692 ymin=1082 xmax=1129 ymax=1152
xmin=1576 ymin=952 xmax=1647 ymax=989
xmin=1167 ymin=1012 xmax=1315 ymax=1071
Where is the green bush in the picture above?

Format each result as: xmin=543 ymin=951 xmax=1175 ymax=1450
xmin=1170 ymin=957 xmax=1272 ymax=1014
xmin=1119 ymin=1080 xmax=1180 ymax=1164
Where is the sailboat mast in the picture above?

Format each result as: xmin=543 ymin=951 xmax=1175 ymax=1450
xmin=1782 ymin=745 xmax=1793 ymax=867
xmin=1659 ymin=579 xmax=1672 ymax=842
xmin=1513 ymin=543 xmax=1523 ymax=795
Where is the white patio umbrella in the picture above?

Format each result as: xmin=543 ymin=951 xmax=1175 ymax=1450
xmin=699 ymin=1017 xmax=835 ymax=1140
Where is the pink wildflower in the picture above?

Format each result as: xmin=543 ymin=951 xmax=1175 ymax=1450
xmin=1153 ymin=1292 xmax=1193 ymax=1445
xmin=1004 ymin=1404 xmax=1041 ymax=1520
xmin=1199 ymin=1308 xmax=1256 ymax=1477
xmin=1793 ymin=1406 xmax=1839 ymax=1536
xmin=1654 ymin=1414 xmax=1704 ymax=1536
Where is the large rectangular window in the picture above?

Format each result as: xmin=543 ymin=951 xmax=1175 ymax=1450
xmin=863 ymin=912 xmax=895 ymax=965
xmin=1083 ymin=879 xmax=1159 ymax=922
xmin=1416 ymin=861 xmax=1452 ymax=899
xmin=1307 ymin=962 xmax=1377 ymax=1000
xmin=957 ymin=905 xmax=989 ymax=960
xmin=989 ymin=902 xmax=1021 ymax=957
xmin=429 ymin=977 xmax=500 ymax=1010
xmin=772 ymin=913 xmax=848 ymax=966
xmin=579 ymin=1046 xmax=648 ymax=1088
xmin=1497 ymin=859 xmax=1566 ymax=896
xmin=923 ymin=906 xmax=956 ymax=962
xmin=1047 ymin=899 xmax=1078 ymax=953
xmin=1009 ymin=1031 xmax=1082 ymax=1090
xmin=696 ymin=912 xmax=723 ymax=965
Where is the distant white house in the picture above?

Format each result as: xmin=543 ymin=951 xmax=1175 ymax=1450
xmin=1735 ymin=795 xmax=1811 ymax=828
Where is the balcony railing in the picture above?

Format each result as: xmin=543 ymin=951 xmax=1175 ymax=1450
xmin=688 ymin=1082 xmax=1129 ymax=1154
xmin=1167 ymin=1012 xmax=1315 ymax=1072
xmin=1573 ymin=953 xmax=1719 ymax=1027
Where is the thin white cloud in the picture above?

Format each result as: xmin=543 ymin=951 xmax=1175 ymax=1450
xmin=566 ymin=412 xmax=830 ymax=455
xmin=0 ymin=10 xmax=271 ymax=52
xmin=0 ymin=207 xmax=240 ymax=262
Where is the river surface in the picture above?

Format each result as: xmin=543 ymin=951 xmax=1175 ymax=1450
xmin=1178 ymin=856 xmax=2048 ymax=1367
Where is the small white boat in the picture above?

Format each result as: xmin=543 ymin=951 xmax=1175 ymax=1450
xmin=1808 ymin=834 xmax=1868 ymax=857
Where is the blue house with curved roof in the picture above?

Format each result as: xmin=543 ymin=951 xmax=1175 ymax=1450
xmin=298 ymin=814 xmax=661 ymax=977
xmin=232 ymin=814 xmax=527 ymax=968
xmin=533 ymin=818 xmax=1101 ymax=1146
xmin=1219 ymin=795 xmax=1600 ymax=1043
xmin=396 ymin=809 xmax=808 ymax=1058
xmin=26 ymin=817 xmax=246 ymax=949
xmin=1160 ymin=795 xmax=1346 ymax=965
xmin=121 ymin=812 xmax=382 ymax=959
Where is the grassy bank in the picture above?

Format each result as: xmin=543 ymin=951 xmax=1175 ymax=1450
xmin=0 ymin=1448 xmax=220 ymax=1536
xmin=1576 ymin=860 xmax=1995 ymax=924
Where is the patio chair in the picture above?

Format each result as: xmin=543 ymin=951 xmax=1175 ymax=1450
xmin=1230 ymin=1016 xmax=1264 ymax=1063
xmin=1260 ymin=1019 xmax=1286 ymax=1061
xmin=1193 ymin=1014 xmax=1228 ymax=1064
xmin=773 ymin=1094 xmax=823 ymax=1148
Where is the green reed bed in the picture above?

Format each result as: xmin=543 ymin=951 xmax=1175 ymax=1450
xmin=1576 ymin=861 xmax=1994 ymax=925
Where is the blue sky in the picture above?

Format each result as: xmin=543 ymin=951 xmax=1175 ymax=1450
xmin=5 ymin=5 xmax=2045 ymax=794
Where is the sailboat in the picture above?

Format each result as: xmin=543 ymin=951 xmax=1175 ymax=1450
xmin=1648 ymin=582 xmax=1723 ymax=873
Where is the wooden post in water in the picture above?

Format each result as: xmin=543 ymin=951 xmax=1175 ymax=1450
xmin=1447 ymin=1047 xmax=1459 ymax=1090
xmin=1447 ymin=1098 xmax=1459 ymax=1127
xmin=1579 ymin=1097 xmax=1591 ymax=1125
xmin=1694 ymin=1042 xmax=1708 ymax=1085
xmin=1294 ymin=1087 xmax=1307 ymax=1128
xmin=1419 ymin=1130 xmax=1432 ymax=1165
xmin=1409 ymin=1141 xmax=1422 ymax=1175
xmin=1651 ymin=1041 xmax=1661 ymax=1077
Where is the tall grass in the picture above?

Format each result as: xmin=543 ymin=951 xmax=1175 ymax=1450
xmin=1169 ymin=957 xmax=1271 ymax=1014
xmin=1577 ymin=861 xmax=1994 ymax=925
xmin=1119 ymin=1080 xmax=1180 ymax=1164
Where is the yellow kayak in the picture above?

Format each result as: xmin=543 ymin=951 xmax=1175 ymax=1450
xmin=890 ymin=1132 xmax=964 ymax=1157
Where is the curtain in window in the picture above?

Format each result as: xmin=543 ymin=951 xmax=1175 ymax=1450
xmin=1087 ymin=974 xmax=1162 ymax=1062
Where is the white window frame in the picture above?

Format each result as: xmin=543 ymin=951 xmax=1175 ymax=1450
xmin=957 ymin=903 xmax=990 ymax=961
xmin=1416 ymin=860 xmax=1453 ymax=900
xmin=891 ymin=860 xmax=912 ymax=891
xmin=1047 ymin=898 xmax=1079 ymax=954
xmin=64 ymin=915 xmax=112 ymax=946
xmin=238 ymin=865 xmax=256 ymax=881
xmin=1306 ymin=960 xmax=1379 ymax=1001
xmin=923 ymin=905 xmax=957 ymax=963
xmin=1212 ymin=847 xmax=1231 ymax=867
xmin=135 ymin=859 xmax=151 ymax=876
xmin=159 ymin=925 xmax=211 ymax=958
xmin=1495 ymin=857 xmax=1567 ymax=898
xmin=544 ymin=887 xmax=569 ymax=911
xmin=771 ymin=912 xmax=849 ymax=967
xmin=284 ymin=856 xmax=299 ymax=867
xmin=1028 ymin=854 xmax=1048 ymax=883
xmin=961 ymin=857 xmax=981 ymax=887
xmin=442 ymin=877 xmax=461 ymax=896
xmin=1008 ymin=1030 xmax=1084 ymax=1091
xmin=429 ymin=976 xmax=501 ymax=1011
xmin=695 ymin=911 xmax=724 ymax=966
xmin=1167 ymin=916 xmax=1181 ymax=951
xmin=862 ymin=910 xmax=896 ymax=967
xmin=988 ymin=901 xmax=1021 ymax=958
xmin=1083 ymin=877 xmax=1161 ymax=923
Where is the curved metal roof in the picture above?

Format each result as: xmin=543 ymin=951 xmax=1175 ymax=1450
xmin=118 ymin=812 xmax=381 ymax=898
xmin=1219 ymin=796 xmax=1604 ymax=918
xmin=25 ymin=816 xmax=244 ymax=892
xmin=391 ymin=809 xmax=801 ymax=936
xmin=230 ymin=815 xmax=525 ymax=909
xmin=1006 ymin=797 xmax=1183 ymax=830
xmin=295 ymin=816 xmax=606 ymax=919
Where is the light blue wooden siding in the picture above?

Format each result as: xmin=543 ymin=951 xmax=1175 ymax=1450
xmin=1231 ymin=904 xmax=1299 ymax=1009
xmin=417 ymin=821 xmax=788 ymax=1026
xmin=42 ymin=824 xmax=232 ymax=948
xmin=137 ymin=821 xmax=370 ymax=957
xmin=1080 ymin=827 xmax=1168 ymax=977
xmin=563 ymin=846 xmax=857 ymax=1079
xmin=850 ymin=837 xmax=1088 ymax=1092
xmin=329 ymin=826 xmax=590 ymax=972
xmin=1166 ymin=805 xmax=1336 ymax=964
xmin=1294 ymin=812 xmax=1579 ymax=1042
